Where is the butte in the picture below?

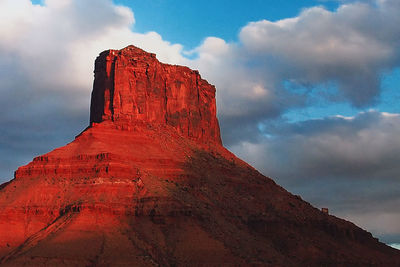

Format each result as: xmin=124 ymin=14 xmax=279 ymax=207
xmin=0 ymin=45 xmax=399 ymax=266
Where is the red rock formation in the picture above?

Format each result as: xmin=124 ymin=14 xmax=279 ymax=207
xmin=90 ymin=45 xmax=221 ymax=145
xmin=0 ymin=45 xmax=399 ymax=266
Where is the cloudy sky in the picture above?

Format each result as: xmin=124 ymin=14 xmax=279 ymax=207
xmin=1 ymin=0 xmax=399 ymax=247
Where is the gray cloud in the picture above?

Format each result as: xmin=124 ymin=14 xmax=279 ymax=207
xmin=230 ymin=111 xmax=400 ymax=243
xmin=231 ymin=111 xmax=400 ymax=183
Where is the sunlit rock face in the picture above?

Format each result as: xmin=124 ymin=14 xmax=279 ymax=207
xmin=0 ymin=46 xmax=399 ymax=266
xmin=90 ymin=45 xmax=221 ymax=145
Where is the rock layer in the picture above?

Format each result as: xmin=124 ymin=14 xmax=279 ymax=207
xmin=0 ymin=45 xmax=400 ymax=266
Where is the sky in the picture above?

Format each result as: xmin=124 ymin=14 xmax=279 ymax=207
xmin=1 ymin=0 xmax=399 ymax=247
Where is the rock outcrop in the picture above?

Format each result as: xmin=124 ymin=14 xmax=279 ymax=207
xmin=90 ymin=46 xmax=221 ymax=145
xmin=0 ymin=45 xmax=399 ymax=266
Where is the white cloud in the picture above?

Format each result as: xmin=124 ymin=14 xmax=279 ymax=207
xmin=0 ymin=0 xmax=187 ymax=93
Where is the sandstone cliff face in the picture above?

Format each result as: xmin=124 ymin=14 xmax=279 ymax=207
xmin=90 ymin=45 xmax=221 ymax=145
xmin=0 ymin=45 xmax=399 ymax=266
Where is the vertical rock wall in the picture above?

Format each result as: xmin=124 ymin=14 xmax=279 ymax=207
xmin=90 ymin=45 xmax=222 ymax=145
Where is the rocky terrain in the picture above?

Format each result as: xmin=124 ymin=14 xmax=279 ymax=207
xmin=0 ymin=45 xmax=399 ymax=266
